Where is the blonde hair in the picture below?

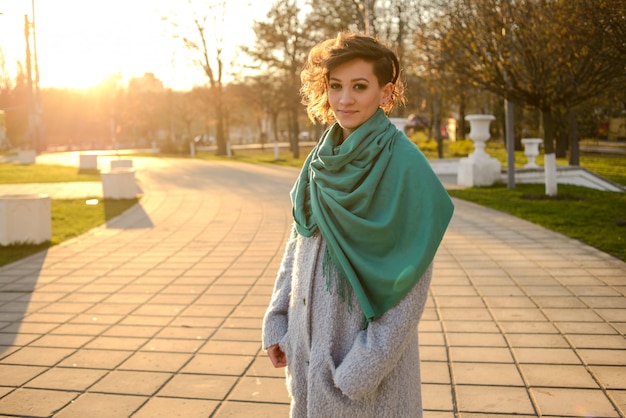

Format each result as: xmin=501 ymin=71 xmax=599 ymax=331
xmin=300 ymin=32 xmax=406 ymax=125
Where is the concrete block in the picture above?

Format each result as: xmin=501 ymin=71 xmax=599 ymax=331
xmin=101 ymin=168 xmax=138 ymax=199
xmin=0 ymin=194 xmax=51 ymax=245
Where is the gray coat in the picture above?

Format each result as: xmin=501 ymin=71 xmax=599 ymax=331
xmin=262 ymin=228 xmax=432 ymax=417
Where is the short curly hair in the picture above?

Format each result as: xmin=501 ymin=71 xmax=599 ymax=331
xmin=300 ymin=32 xmax=406 ymax=125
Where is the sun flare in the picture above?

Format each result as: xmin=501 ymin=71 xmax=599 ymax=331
xmin=0 ymin=0 xmax=269 ymax=90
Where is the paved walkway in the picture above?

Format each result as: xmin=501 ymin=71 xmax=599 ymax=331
xmin=0 ymin=152 xmax=625 ymax=417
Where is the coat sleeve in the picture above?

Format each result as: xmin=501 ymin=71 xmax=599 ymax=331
xmin=333 ymin=264 xmax=433 ymax=400
xmin=261 ymin=226 xmax=298 ymax=350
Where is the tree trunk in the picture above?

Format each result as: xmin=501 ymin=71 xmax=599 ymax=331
xmin=542 ymin=108 xmax=558 ymax=196
xmin=214 ymin=85 xmax=227 ymax=156
xmin=289 ymin=106 xmax=299 ymax=159
xmin=433 ymin=98 xmax=443 ymax=159
xmin=542 ymin=108 xmax=555 ymax=154
xmin=568 ymin=108 xmax=580 ymax=166
xmin=458 ymin=94 xmax=466 ymax=140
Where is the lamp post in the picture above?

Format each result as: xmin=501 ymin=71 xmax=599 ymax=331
xmin=24 ymin=0 xmax=43 ymax=154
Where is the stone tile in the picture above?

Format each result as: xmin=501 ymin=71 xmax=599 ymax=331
xmin=223 ymin=317 xmax=262 ymax=329
xmin=514 ymin=347 xmax=581 ymax=365
xmin=597 ymin=309 xmax=626 ymax=322
xmin=455 ymin=385 xmax=534 ymax=415
xmin=122 ymin=315 xmax=176 ymax=326
xmin=182 ymin=353 xmax=253 ymax=376
xmin=420 ymin=346 xmax=449 ymax=362
xmin=530 ymin=387 xmax=619 ymax=417
xmin=133 ymin=397 xmax=219 ymax=418
xmin=199 ymin=340 xmax=261 ymax=356
xmin=498 ymin=321 xmax=558 ymax=334
xmin=568 ymin=334 xmax=626 ymax=350
xmin=85 ymin=336 xmax=147 ymax=351
xmin=483 ymin=296 xmax=536 ymax=308
xmin=421 ymin=361 xmax=451 ymax=384
xmin=211 ymin=328 xmax=261 ymax=342
xmin=445 ymin=333 xmax=507 ymax=348
xmin=228 ymin=376 xmax=290 ymax=403
xmin=0 ymin=388 xmax=78 ymax=417
xmin=490 ymin=308 xmax=548 ymax=322
xmin=521 ymin=364 xmax=599 ymax=388
xmin=531 ymin=296 xmax=586 ymax=308
xmin=506 ymin=333 xmax=569 ymax=348
xmin=102 ymin=325 xmax=161 ymax=338
xmin=0 ymin=364 xmax=46 ymax=386
xmin=54 ymin=392 xmax=147 ymax=418
xmin=180 ymin=305 xmax=234 ymax=318
xmin=49 ymin=323 xmax=109 ymax=336
xmin=157 ymin=373 xmax=237 ymax=399
xmin=439 ymin=308 xmax=493 ymax=322
xmin=246 ymin=356 xmax=285 ymax=379
xmin=442 ymin=321 xmax=500 ymax=333
xmin=118 ymin=351 xmax=191 ymax=373
xmin=59 ymin=349 xmax=132 ymax=369
xmin=452 ymin=362 xmax=524 ymax=386
xmin=608 ymin=389 xmax=626 ymax=416
xmin=141 ymin=338 xmax=204 ymax=353
xmin=154 ymin=327 xmax=216 ymax=340
xmin=590 ymin=366 xmax=626 ymax=389
xmin=90 ymin=370 xmax=171 ymax=395
xmin=433 ymin=296 xmax=485 ymax=308
xmin=543 ymin=308 xmax=605 ymax=322
xmin=25 ymin=367 xmax=107 ymax=391
xmin=422 ymin=383 xmax=455 ymax=412
xmin=557 ymin=321 xmax=618 ymax=335
xmin=27 ymin=334 xmax=92 ymax=349
xmin=213 ymin=400 xmax=290 ymax=418
xmin=449 ymin=347 xmax=513 ymax=363
xmin=579 ymin=349 xmax=626 ymax=366
xmin=0 ymin=347 xmax=74 ymax=366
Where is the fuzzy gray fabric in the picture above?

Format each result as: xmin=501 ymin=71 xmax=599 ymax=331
xmin=262 ymin=227 xmax=432 ymax=417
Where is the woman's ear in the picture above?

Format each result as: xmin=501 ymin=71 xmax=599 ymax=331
xmin=381 ymin=82 xmax=393 ymax=107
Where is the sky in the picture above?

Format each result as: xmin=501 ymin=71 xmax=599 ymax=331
xmin=0 ymin=0 xmax=272 ymax=90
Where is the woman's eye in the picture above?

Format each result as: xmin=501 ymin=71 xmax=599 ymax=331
xmin=329 ymin=83 xmax=341 ymax=90
xmin=354 ymin=83 xmax=368 ymax=90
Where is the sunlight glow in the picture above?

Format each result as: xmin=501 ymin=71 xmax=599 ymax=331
xmin=0 ymin=0 xmax=269 ymax=90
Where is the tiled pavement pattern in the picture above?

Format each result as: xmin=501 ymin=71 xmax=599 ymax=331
xmin=0 ymin=152 xmax=625 ymax=417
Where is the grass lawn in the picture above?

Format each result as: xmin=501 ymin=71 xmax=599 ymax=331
xmin=447 ymin=183 xmax=625 ymax=262
xmin=0 ymin=162 xmax=101 ymax=183
xmin=0 ymin=198 xmax=139 ymax=268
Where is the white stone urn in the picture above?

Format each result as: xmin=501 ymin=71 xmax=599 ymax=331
xmin=457 ymin=114 xmax=501 ymax=187
xmin=522 ymin=138 xmax=542 ymax=168
xmin=466 ymin=114 xmax=496 ymax=162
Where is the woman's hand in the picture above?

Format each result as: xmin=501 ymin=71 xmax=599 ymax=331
xmin=267 ymin=344 xmax=287 ymax=368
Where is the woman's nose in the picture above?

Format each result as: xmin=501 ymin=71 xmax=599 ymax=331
xmin=338 ymin=88 xmax=354 ymax=105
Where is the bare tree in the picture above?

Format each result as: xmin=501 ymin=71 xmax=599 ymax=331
xmin=165 ymin=0 xmax=229 ymax=155
xmin=244 ymin=0 xmax=312 ymax=158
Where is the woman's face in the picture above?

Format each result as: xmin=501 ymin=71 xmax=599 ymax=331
xmin=327 ymin=58 xmax=393 ymax=139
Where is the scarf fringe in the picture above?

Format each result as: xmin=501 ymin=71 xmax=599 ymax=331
xmin=323 ymin=245 xmax=353 ymax=313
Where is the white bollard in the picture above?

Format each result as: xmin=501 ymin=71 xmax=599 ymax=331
xmin=110 ymin=159 xmax=133 ymax=169
xmin=0 ymin=194 xmax=51 ymax=245
xmin=79 ymin=154 xmax=98 ymax=170
xmin=101 ymin=168 xmax=138 ymax=199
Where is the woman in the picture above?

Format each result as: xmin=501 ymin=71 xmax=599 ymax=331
xmin=262 ymin=32 xmax=454 ymax=417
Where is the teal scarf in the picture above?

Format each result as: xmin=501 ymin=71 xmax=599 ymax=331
xmin=291 ymin=109 xmax=454 ymax=323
